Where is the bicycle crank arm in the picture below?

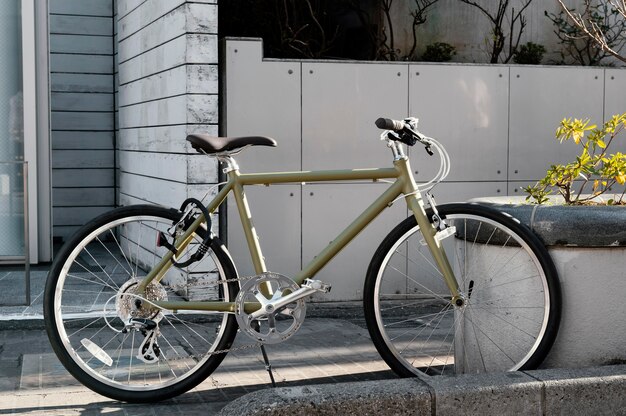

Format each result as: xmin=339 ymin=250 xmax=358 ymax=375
xmin=249 ymin=279 xmax=331 ymax=320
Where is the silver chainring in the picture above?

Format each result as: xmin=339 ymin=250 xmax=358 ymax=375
xmin=235 ymin=272 xmax=306 ymax=344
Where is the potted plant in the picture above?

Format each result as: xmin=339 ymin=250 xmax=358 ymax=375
xmin=471 ymin=113 xmax=626 ymax=369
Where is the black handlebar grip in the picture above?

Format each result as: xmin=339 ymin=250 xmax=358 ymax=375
xmin=375 ymin=117 xmax=405 ymax=131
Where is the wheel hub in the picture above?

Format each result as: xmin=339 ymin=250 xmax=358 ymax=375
xmin=116 ymin=279 xmax=167 ymax=322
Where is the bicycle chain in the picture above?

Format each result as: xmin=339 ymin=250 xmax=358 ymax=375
xmin=162 ymin=273 xmax=264 ymax=358
xmin=167 ymin=272 xmax=256 ymax=292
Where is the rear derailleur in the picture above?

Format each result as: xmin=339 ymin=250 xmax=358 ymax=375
xmin=123 ymin=318 xmax=161 ymax=364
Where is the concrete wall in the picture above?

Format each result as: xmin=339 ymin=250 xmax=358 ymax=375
xmin=49 ymin=0 xmax=116 ymax=239
xmin=116 ymin=0 xmax=220 ymax=215
xmin=224 ymin=38 xmax=626 ymax=301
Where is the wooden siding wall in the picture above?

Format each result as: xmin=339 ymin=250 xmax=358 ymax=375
xmin=50 ymin=0 xmax=115 ymax=240
xmin=116 ymin=0 xmax=219 ymax=215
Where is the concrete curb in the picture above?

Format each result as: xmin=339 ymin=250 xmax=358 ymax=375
xmin=218 ymin=365 xmax=626 ymax=415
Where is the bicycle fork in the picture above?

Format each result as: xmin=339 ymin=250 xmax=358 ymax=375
xmin=395 ymin=157 xmax=463 ymax=305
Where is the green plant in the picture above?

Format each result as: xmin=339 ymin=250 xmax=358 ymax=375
xmin=525 ymin=113 xmax=626 ymax=205
xmin=513 ymin=41 xmax=546 ymax=64
xmin=421 ymin=42 xmax=456 ymax=61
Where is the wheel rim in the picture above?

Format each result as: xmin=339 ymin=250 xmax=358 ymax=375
xmin=53 ymin=214 xmax=232 ymax=391
xmin=373 ymin=214 xmax=551 ymax=376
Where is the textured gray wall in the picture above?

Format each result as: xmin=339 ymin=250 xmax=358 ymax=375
xmin=49 ymin=0 xmax=115 ymax=240
xmin=116 ymin=0 xmax=219 ymax=213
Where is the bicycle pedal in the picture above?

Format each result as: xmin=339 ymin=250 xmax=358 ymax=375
xmin=303 ymin=279 xmax=331 ymax=293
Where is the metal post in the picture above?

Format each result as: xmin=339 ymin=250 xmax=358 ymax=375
xmin=23 ymin=162 xmax=30 ymax=306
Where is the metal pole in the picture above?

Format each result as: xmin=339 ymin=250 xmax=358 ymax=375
xmin=23 ymin=162 xmax=30 ymax=306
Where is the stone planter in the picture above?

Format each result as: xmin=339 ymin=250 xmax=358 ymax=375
xmin=471 ymin=196 xmax=626 ymax=368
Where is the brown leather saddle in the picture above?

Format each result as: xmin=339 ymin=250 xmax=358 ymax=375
xmin=186 ymin=134 xmax=277 ymax=154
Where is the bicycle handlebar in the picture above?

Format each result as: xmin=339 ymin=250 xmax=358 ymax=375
xmin=375 ymin=116 xmax=429 ymax=149
xmin=375 ymin=117 xmax=405 ymax=131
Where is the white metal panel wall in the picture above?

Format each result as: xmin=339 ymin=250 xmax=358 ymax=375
xmin=509 ymin=66 xmax=604 ymax=182
xmin=224 ymin=39 xmax=303 ymax=278
xmin=603 ymin=69 xmax=626 ymax=197
xmin=605 ymin=69 xmax=626 ymax=119
xmin=302 ymin=184 xmax=407 ymax=300
xmin=227 ymin=186 xmax=301 ymax=279
xmin=299 ymin=61 xmax=410 ymax=299
xmin=427 ymin=182 xmax=506 ymax=203
xmin=224 ymin=39 xmax=624 ymax=301
xmin=302 ymin=62 xmax=408 ymax=170
xmin=408 ymin=64 xmax=509 ymax=184
xmin=224 ymin=39 xmax=302 ymax=173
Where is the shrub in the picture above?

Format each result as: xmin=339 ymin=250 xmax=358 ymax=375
xmin=513 ymin=42 xmax=546 ymax=64
xmin=525 ymin=113 xmax=626 ymax=205
xmin=421 ymin=42 xmax=456 ymax=62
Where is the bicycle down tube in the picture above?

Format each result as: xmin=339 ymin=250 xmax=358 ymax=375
xmin=145 ymin=156 xmax=461 ymax=313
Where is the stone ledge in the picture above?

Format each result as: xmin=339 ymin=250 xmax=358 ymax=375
xmin=218 ymin=365 xmax=626 ymax=416
xmin=468 ymin=196 xmax=626 ymax=247
xmin=217 ymin=379 xmax=432 ymax=416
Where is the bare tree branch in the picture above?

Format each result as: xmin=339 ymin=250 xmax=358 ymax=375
xmin=459 ymin=0 xmax=533 ymax=63
xmin=556 ymin=0 xmax=626 ymax=64
xmin=407 ymin=0 xmax=440 ymax=58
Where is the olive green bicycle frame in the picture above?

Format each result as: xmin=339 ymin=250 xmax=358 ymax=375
xmin=141 ymin=156 xmax=461 ymax=314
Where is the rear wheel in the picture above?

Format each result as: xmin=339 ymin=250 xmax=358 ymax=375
xmin=364 ymin=203 xmax=561 ymax=377
xmin=44 ymin=205 xmax=239 ymax=402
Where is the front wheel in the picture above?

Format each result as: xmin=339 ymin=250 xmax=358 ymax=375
xmin=44 ymin=205 xmax=239 ymax=402
xmin=364 ymin=203 xmax=561 ymax=377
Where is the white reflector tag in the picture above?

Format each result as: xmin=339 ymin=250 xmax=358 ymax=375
xmin=81 ymin=338 xmax=113 ymax=367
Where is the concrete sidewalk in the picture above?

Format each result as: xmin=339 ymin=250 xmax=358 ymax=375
xmin=2 ymin=313 xmax=626 ymax=416
xmin=0 ymin=311 xmax=396 ymax=415
xmin=1 ymin=266 xmax=626 ymax=415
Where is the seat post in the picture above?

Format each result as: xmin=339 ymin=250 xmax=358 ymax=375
xmin=217 ymin=155 xmax=240 ymax=173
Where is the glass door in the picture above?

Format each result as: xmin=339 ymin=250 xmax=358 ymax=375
xmin=0 ymin=0 xmax=27 ymax=262
xmin=0 ymin=0 xmax=39 ymax=266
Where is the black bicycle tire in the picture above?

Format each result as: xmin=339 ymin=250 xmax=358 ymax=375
xmin=363 ymin=202 xmax=562 ymax=377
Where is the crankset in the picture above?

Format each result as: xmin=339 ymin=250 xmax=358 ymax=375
xmin=234 ymin=272 xmax=330 ymax=344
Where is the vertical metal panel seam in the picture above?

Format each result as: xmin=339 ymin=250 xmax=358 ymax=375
xmin=300 ymin=60 xmax=304 ymax=272
xmin=507 ymin=67 xmax=511 ymax=194
xmin=113 ymin=0 xmax=118 ymax=207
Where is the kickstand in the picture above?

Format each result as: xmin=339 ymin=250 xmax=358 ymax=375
xmin=252 ymin=321 xmax=277 ymax=387
xmin=260 ymin=344 xmax=276 ymax=387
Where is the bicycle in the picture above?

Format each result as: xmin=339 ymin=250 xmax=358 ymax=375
xmin=43 ymin=117 xmax=562 ymax=403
